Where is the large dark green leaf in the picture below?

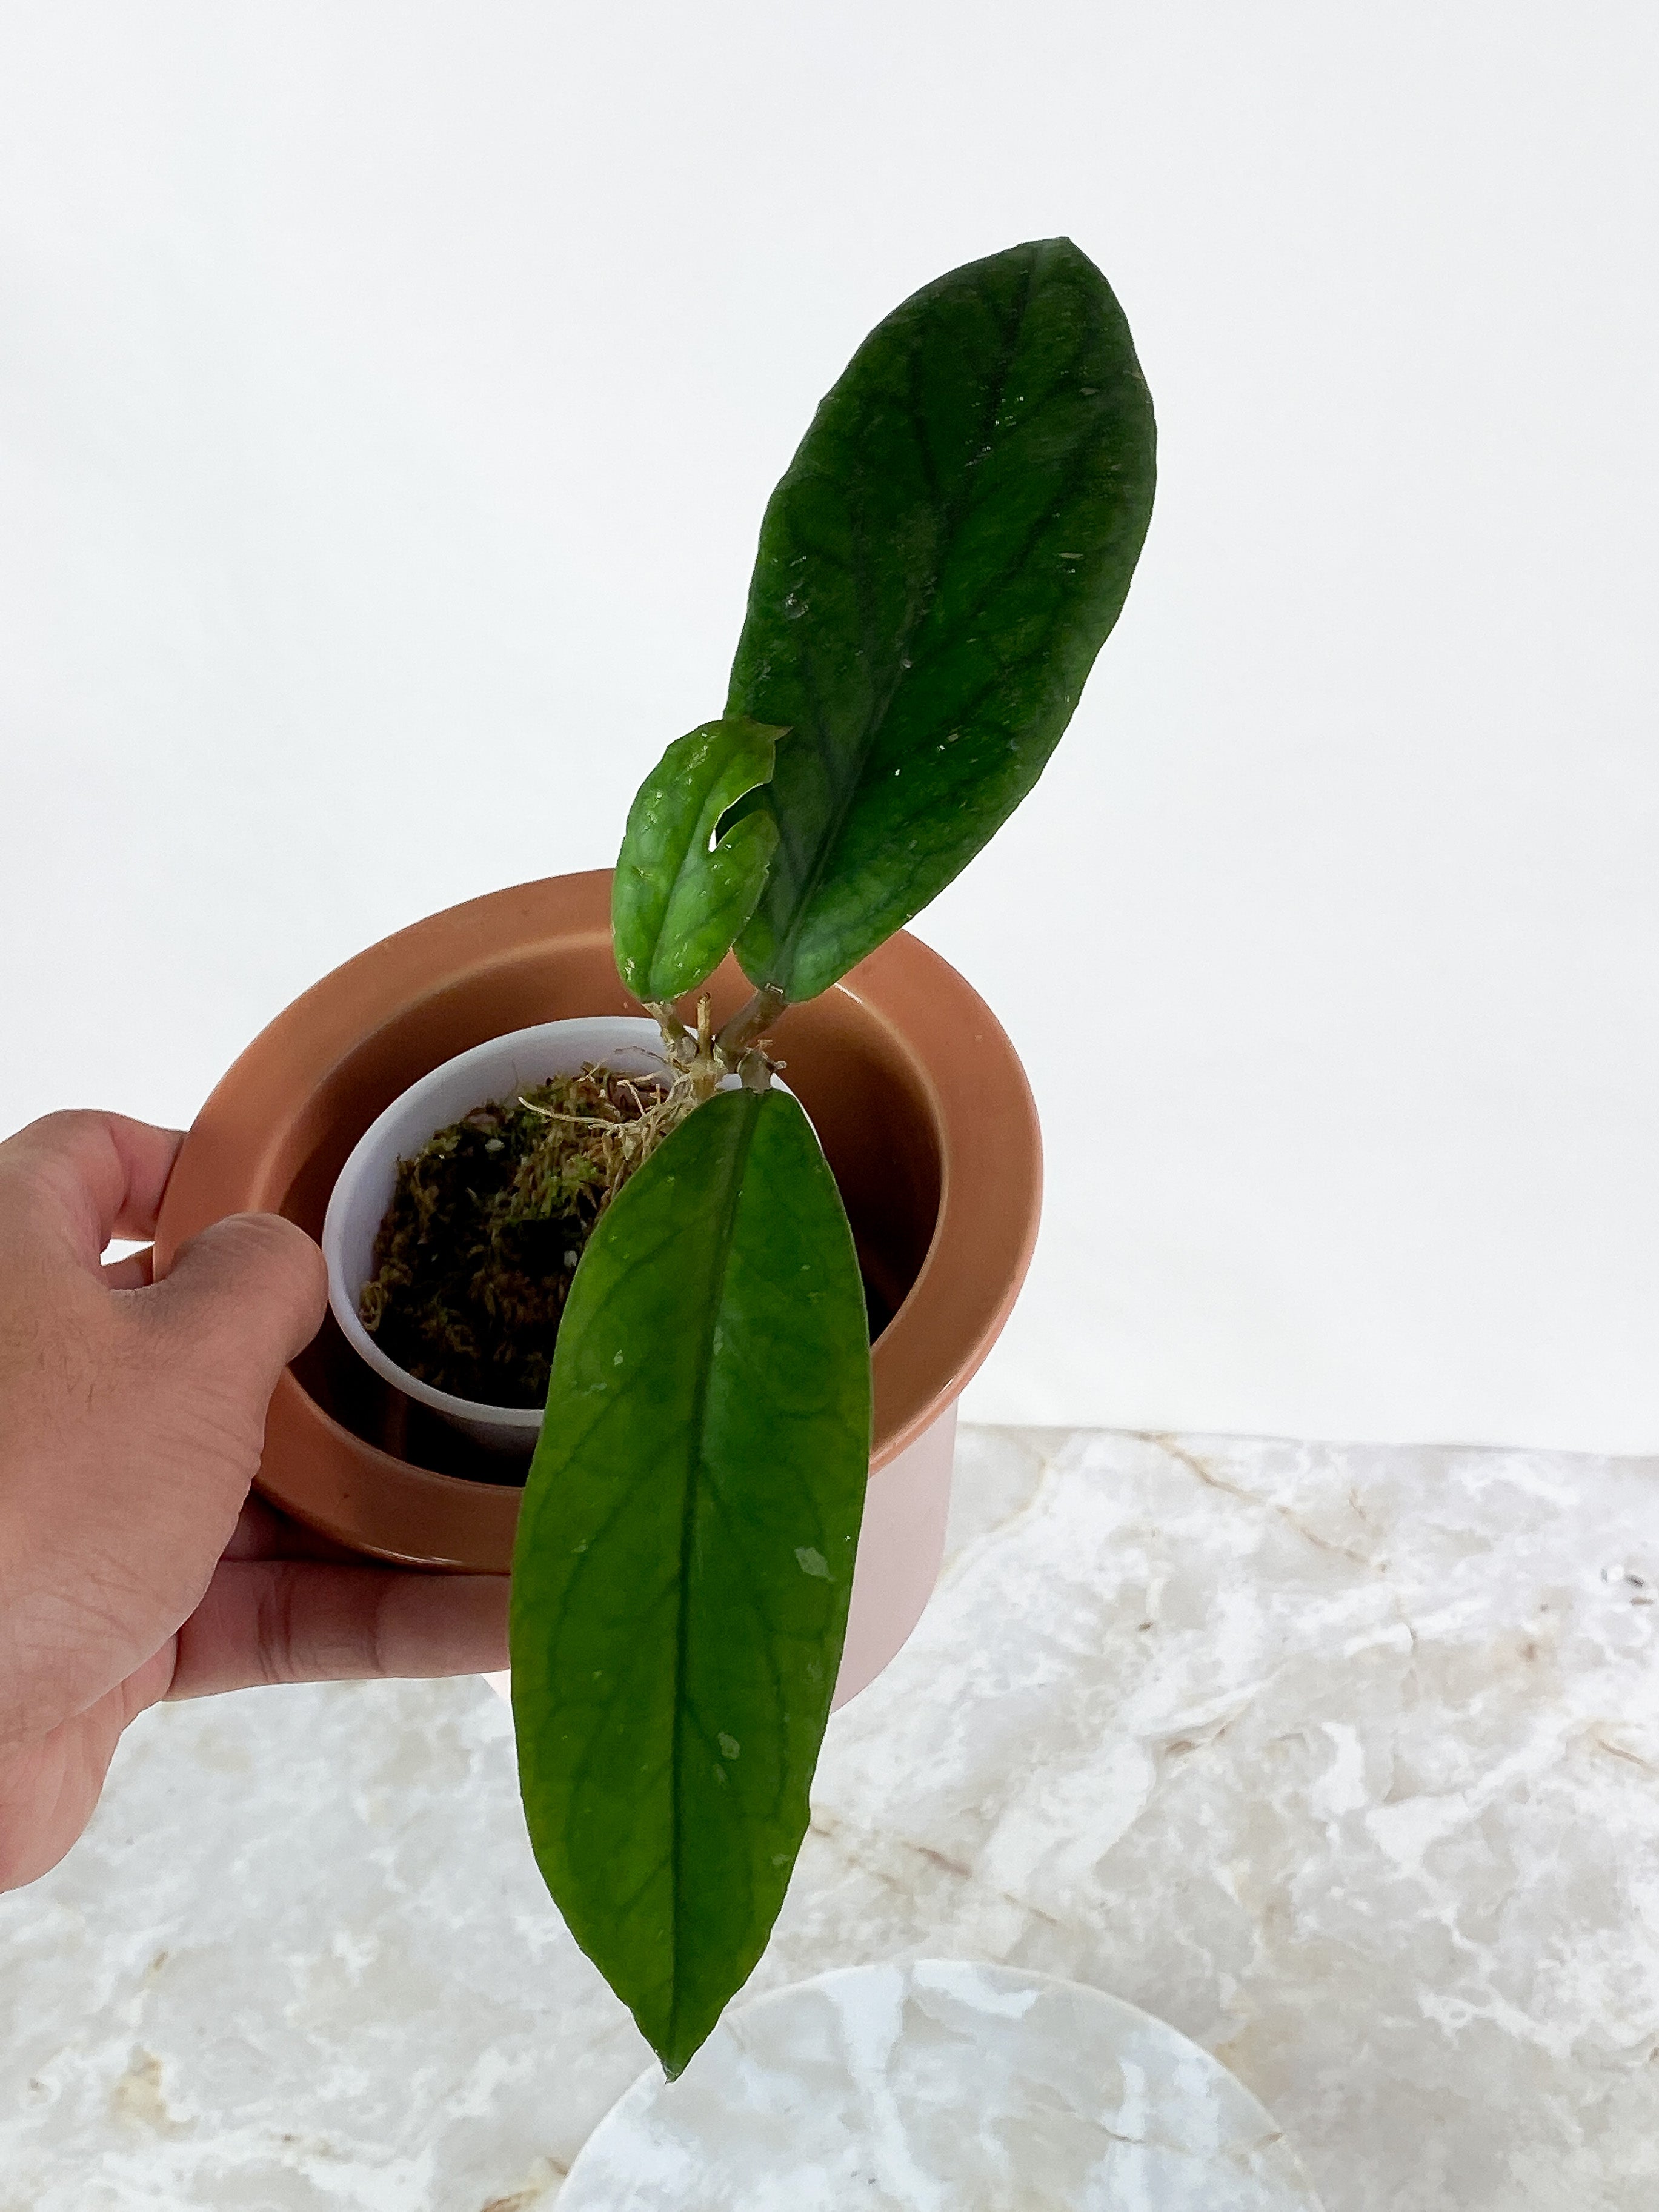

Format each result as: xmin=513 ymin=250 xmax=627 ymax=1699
xmin=726 ymin=236 xmax=1156 ymax=1002
xmin=510 ymin=1088 xmax=871 ymax=2077
xmin=611 ymin=717 xmax=785 ymax=1003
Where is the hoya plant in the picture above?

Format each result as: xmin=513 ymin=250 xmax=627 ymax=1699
xmin=505 ymin=237 xmax=1155 ymax=2076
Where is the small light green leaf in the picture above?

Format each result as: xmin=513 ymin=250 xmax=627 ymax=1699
xmin=510 ymin=1088 xmax=871 ymax=2078
xmin=726 ymin=237 xmax=1156 ymax=1001
xmin=611 ymin=717 xmax=786 ymax=1003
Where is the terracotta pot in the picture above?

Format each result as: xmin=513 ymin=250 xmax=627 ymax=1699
xmin=153 ymin=872 xmax=1042 ymax=1707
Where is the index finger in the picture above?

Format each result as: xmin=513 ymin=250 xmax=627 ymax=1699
xmin=0 ymin=1111 xmax=185 ymax=1269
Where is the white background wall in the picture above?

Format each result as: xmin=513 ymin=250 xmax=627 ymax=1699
xmin=2 ymin=3 xmax=1656 ymax=1450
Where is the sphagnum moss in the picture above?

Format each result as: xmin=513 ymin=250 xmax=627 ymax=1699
xmin=359 ymin=1061 xmax=697 ymax=1406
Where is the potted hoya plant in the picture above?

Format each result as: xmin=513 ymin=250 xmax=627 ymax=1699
xmin=154 ymin=237 xmax=1155 ymax=2079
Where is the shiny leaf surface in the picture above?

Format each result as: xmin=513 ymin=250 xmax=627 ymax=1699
xmin=510 ymin=1088 xmax=871 ymax=2076
xmin=611 ymin=717 xmax=785 ymax=1003
xmin=728 ymin=236 xmax=1155 ymax=1000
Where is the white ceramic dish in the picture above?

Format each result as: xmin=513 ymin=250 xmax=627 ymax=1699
xmin=557 ymin=1959 xmax=1323 ymax=2211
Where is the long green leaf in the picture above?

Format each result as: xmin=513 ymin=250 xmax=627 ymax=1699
xmin=611 ymin=716 xmax=786 ymax=1003
xmin=510 ymin=1088 xmax=871 ymax=2077
xmin=726 ymin=236 xmax=1156 ymax=1001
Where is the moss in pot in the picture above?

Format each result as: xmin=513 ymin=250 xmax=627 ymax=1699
xmin=359 ymin=1065 xmax=676 ymax=1410
xmin=333 ymin=238 xmax=1155 ymax=2078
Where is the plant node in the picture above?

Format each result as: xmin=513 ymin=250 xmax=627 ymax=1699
xmin=649 ymin=991 xmax=739 ymax=1102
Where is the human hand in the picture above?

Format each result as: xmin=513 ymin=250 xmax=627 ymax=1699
xmin=0 ymin=1111 xmax=510 ymax=1890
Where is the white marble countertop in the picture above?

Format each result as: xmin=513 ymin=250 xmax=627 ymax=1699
xmin=3 ymin=1426 xmax=1657 ymax=2210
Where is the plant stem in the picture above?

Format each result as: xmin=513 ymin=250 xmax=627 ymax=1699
xmin=716 ymin=985 xmax=787 ymax=1062
xmin=647 ymin=1000 xmax=691 ymax=1049
xmin=649 ymin=986 xmax=786 ymax=1106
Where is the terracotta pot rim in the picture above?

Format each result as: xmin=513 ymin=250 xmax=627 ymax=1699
xmin=153 ymin=871 xmax=1042 ymax=1568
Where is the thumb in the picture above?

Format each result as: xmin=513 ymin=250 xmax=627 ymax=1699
xmin=148 ymin=1212 xmax=328 ymax=1397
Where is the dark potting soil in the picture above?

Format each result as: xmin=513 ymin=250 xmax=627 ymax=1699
xmin=359 ymin=1066 xmax=668 ymax=1409
xmin=361 ymin=1063 xmax=894 ymax=1415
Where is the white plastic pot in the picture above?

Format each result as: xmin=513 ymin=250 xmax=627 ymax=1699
xmin=322 ymin=1015 xmax=693 ymax=1453
xmin=322 ymin=1007 xmax=957 ymax=1712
